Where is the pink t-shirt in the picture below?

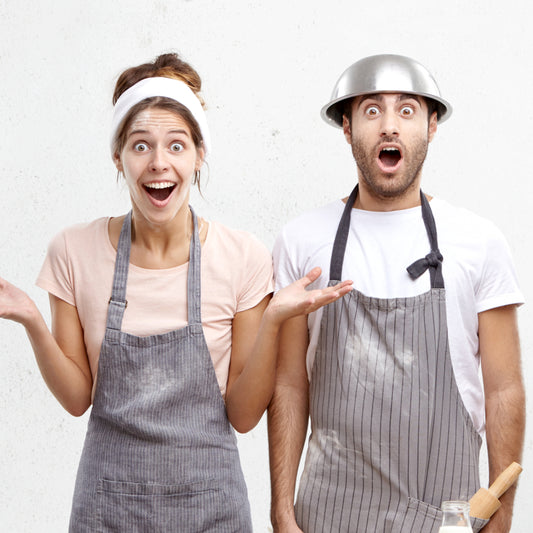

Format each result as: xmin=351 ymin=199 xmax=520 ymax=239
xmin=36 ymin=216 xmax=274 ymax=396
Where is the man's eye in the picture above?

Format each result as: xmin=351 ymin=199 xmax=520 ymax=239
xmin=134 ymin=142 xmax=149 ymax=152
xmin=400 ymin=106 xmax=414 ymax=116
xmin=170 ymin=143 xmax=184 ymax=152
xmin=366 ymin=106 xmax=379 ymax=116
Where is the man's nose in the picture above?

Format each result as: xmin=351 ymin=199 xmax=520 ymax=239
xmin=379 ymin=109 xmax=400 ymax=137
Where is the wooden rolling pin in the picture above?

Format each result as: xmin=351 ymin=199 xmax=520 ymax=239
xmin=469 ymin=462 xmax=522 ymax=519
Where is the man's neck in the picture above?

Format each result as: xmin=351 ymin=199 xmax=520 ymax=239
xmin=353 ymin=191 xmax=420 ymax=211
xmin=353 ymin=177 xmax=424 ymax=212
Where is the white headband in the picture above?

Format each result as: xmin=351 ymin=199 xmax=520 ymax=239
xmin=110 ymin=76 xmax=211 ymax=155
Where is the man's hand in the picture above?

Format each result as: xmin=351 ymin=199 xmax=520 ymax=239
xmin=480 ymin=504 xmax=512 ymax=532
xmin=272 ymin=519 xmax=304 ymax=533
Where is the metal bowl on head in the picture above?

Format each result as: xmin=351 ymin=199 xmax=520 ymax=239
xmin=321 ymin=54 xmax=452 ymax=127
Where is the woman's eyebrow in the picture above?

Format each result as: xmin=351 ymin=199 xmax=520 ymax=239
xmin=129 ymin=129 xmax=149 ymax=135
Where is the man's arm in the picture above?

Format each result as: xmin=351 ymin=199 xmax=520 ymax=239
xmin=478 ymin=304 xmax=525 ymax=532
xmin=268 ymin=315 xmax=310 ymax=533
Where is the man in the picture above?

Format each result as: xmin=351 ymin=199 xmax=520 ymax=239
xmin=269 ymin=55 xmax=525 ymax=533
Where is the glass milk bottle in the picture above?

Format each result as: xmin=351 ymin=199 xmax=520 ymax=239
xmin=439 ymin=501 xmax=473 ymax=532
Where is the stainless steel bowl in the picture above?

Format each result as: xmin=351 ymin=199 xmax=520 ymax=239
xmin=321 ymin=54 xmax=452 ymax=127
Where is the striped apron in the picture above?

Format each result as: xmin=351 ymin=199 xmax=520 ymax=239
xmin=295 ymin=186 xmax=489 ymax=532
xmin=68 ymin=209 xmax=252 ymax=532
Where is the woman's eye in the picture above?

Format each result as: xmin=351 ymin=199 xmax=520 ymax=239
xmin=134 ymin=142 xmax=149 ymax=152
xmin=170 ymin=143 xmax=184 ymax=152
xmin=400 ymin=106 xmax=414 ymax=116
xmin=366 ymin=106 xmax=379 ymax=116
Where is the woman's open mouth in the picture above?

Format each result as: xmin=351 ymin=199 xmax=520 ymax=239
xmin=377 ymin=146 xmax=402 ymax=173
xmin=143 ymin=181 xmax=177 ymax=204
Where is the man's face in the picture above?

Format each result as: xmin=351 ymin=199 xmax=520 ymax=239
xmin=343 ymin=93 xmax=437 ymax=201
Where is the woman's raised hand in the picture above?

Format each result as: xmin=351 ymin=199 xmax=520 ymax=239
xmin=0 ymin=277 xmax=38 ymax=327
xmin=1 ymin=277 xmax=92 ymax=415
xmin=267 ymin=267 xmax=352 ymax=325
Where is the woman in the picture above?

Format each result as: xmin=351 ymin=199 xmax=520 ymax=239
xmin=0 ymin=53 xmax=351 ymax=532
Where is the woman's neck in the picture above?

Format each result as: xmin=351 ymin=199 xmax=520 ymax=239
xmin=129 ymin=205 xmax=198 ymax=269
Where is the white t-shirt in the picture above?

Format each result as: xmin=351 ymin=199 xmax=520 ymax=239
xmin=273 ymin=197 xmax=523 ymax=434
xmin=37 ymin=217 xmax=274 ymax=397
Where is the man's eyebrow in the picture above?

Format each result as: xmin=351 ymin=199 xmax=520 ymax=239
xmin=358 ymin=94 xmax=384 ymax=105
xmin=398 ymin=94 xmax=422 ymax=105
xmin=357 ymin=93 xmax=422 ymax=105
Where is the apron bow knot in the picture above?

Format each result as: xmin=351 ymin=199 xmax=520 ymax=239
xmin=406 ymin=250 xmax=443 ymax=280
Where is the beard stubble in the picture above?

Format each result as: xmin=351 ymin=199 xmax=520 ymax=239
xmin=350 ymin=133 xmax=429 ymax=199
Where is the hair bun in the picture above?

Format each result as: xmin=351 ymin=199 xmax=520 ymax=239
xmin=113 ymin=52 xmax=204 ymax=107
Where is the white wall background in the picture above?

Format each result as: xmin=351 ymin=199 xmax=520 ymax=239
xmin=0 ymin=1 xmax=531 ymax=531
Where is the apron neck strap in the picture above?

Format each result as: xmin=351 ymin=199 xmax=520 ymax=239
xmin=107 ymin=211 xmax=132 ymax=331
xmin=187 ymin=207 xmax=202 ymax=325
xmin=329 ymin=186 xmax=444 ymax=289
xmin=406 ymin=191 xmax=444 ymax=289
xmin=329 ymin=185 xmax=359 ymax=282
xmin=106 ymin=207 xmax=202 ymax=332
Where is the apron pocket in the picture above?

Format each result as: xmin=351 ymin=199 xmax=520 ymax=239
xmin=391 ymin=498 xmax=488 ymax=533
xmin=97 ymin=478 xmax=221 ymax=532
xmin=389 ymin=497 xmax=440 ymax=532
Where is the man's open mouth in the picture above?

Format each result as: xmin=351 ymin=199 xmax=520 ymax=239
xmin=143 ymin=182 xmax=177 ymax=201
xmin=378 ymin=147 xmax=402 ymax=169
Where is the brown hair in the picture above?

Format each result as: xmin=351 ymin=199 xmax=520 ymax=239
xmin=112 ymin=53 xmax=206 ymax=182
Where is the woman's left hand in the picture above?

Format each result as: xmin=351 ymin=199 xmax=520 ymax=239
xmin=266 ymin=267 xmax=352 ymax=325
xmin=225 ymin=267 xmax=351 ymax=432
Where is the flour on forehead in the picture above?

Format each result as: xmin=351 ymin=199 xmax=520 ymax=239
xmin=127 ymin=108 xmax=195 ymax=133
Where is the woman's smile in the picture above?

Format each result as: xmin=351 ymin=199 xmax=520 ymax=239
xmin=143 ymin=181 xmax=178 ymax=205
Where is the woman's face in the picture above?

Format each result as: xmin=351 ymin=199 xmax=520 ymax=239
xmin=115 ymin=107 xmax=204 ymax=227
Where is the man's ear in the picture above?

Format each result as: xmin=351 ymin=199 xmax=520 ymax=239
xmin=428 ymin=111 xmax=438 ymax=142
xmin=342 ymin=115 xmax=352 ymax=145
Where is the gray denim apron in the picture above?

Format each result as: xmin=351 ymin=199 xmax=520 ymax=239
xmin=68 ymin=209 xmax=252 ymax=532
xmin=295 ymin=186 xmax=489 ymax=532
